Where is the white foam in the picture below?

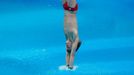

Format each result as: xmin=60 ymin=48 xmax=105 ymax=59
xmin=59 ymin=65 xmax=78 ymax=71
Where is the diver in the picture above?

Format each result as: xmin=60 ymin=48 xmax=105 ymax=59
xmin=62 ymin=0 xmax=81 ymax=69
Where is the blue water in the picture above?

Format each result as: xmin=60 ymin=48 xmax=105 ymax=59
xmin=0 ymin=0 xmax=134 ymax=75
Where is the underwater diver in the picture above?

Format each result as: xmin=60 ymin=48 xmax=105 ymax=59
xmin=62 ymin=0 xmax=81 ymax=69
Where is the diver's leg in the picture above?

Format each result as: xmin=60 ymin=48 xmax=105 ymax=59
xmin=69 ymin=38 xmax=79 ymax=69
xmin=68 ymin=30 xmax=80 ymax=69
xmin=62 ymin=0 xmax=67 ymax=4
xmin=67 ymin=0 xmax=77 ymax=7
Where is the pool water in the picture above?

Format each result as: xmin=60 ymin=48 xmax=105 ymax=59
xmin=0 ymin=0 xmax=134 ymax=75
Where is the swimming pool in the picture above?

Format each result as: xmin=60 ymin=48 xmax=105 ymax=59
xmin=0 ymin=0 xmax=134 ymax=75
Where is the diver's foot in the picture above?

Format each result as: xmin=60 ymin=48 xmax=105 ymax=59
xmin=76 ymin=41 xmax=82 ymax=52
